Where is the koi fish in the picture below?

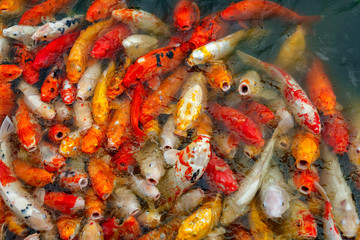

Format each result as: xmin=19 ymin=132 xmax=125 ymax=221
xmin=130 ymin=174 xmax=161 ymax=202
xmin=205 ymin=152 xmax=239 ymax=195
xmin=176 ymin=194 xmax=222 ymax=240
xmin=38 ymin=141 xmax=67 ymax=173
xmin=54 ymin=99 xmax=72 ymax=122
xmin=12 ymin=158 xmax=54 ymax=187
xmin=88 ymin=157 xmax=116 ymax=200
xmin=208 ymin=103 xmax=264 ymax=147
xmin=122 ymin=34 xmax=159 ymax=62
xmin=109 ymin=186 xmax=141 ymax=218
xmin=81 ymin=124 xmax=105 ymax=154
xmin=137 ymin=208 xmax=162 ymax=229
xmin=173 ymin=0 xmax=200 ymax=31
xmin=236 ymin=50 xmax=321 ymax=134
xmin=19 ymin=0 xmax=76 ymax=26
xmin=0 ymin=0 xmax=25 ymax=16
xmin=291 ymin=129 xmax=320 ymax=170
xmin=92 ymin=60 xmax=116 ymax=125
xmin=130 ymin=84 xmax=147 ymax=137
xmin=40 ymin=61 xmax=65 ymax=102
xmin=168 ymin=188 xmax=205 ymax=215
xmin=85 ymin=188 xmax=104 ymax=220
xmin=77 ymin=61 xmax=102 ymax=101
xmin=134 ymin=142 xmax=165 ymax=185
xmin=58 ymin=162 xmax=89 ymax=192
xmin=274 ymin=25 xmax=307 ymax=74
xmin=3 ymin=25 xmax=38 ymax=44
xmin=238 ymin=100 xmax=275 ymax=125
xmin=107 ymin=57 xmax=131 ymax=99
xmin=212 ymin=131 xmax=240 ymax=159
xmin=39 ymin=190 xmax=85 ymax=214
xmin=174 ymin=72 xmax=207 ymax=136
xmin=138 ymin=216 xmax=184 ymax=240
xmin=80 ymin=221 xmax=104 ymax=240
xmin=187 ymin=12 xmax=229 ymax=50
xmin=112 ymin=9 xmax=170 ymax=36
xmin=118 ymin=216 xmax=142 ymax=240
xmin=57 ymin=215 xmax=82 ymax=240
xmin=101 ymin=217 xmax=121 ymax=240
xmin=248 ymin=200 xmax=274 ymax=240
xmin=140 ymin=66 xmax=188 ymax=124
xmin=320 ymin=144 xmax=360 ymax=238
xmin=12 ymin=43 xmax=39 ymax=84
xmin=0 ymin=64 xmax=22 ymax=82
xmin=91 ymin=24 xmax=131 ymax=59
xmin=0 ymin=23 xmax=10 ymax=63
xmin=59 ymin=129 xmax=82 ymax=157
xmin=5 ymin=211 xmax=28 ymax=237
xmin=0 ymin=83 xmax=15 ymax=125
xmin=292 ymin=167 xmax=319 ymax=195
xmin=60 ymin=79 xmax=77 ymax=105
xmin=111 ymin=141 xmax=138 ymax=173
xmin=346 ymin=100 xmax=360 ymax=166
xmin=160 ymin=115 xmax=181 ymax=151
xmin=237 ymin=70 xmax=264 ymax=97
xmin=67 ymin=18 xmax=114 ymax=83
xmin=122 ymin=45 xmax=187 ymax=88
xmin=48 ymin=124 xmax=69 ymax=143
xmin=86 ymin=0 xmax=127 ymax=22
xmin=32 ymin=15 xmax=84 ymax=42
xmin=322 ymin=110 xmax=349 ymax=154
xmin=0 ymin=117 xmax=53 ymax=231
xmin=74 ymin=100 xmax=94 ymax=134
xmin=33 ymin=31 xmax=81 ymax=70
xmin=203 ymin=61 xmax=232 ymax=92
xmin=18 ymin=81 xmax=56 ymax=120
xmin=221 ymin=0 xmax=321 ymax=25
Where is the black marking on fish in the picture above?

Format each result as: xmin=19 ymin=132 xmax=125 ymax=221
xmin=155 ymin=53 xmax=162 ymax=67
xmin=166 ymin=50 xmax=174 ymax=59
xmin=21 ymin=209 xmax=26 ymax=213
xmin=190 ymin=169 xmax=200 ymax=183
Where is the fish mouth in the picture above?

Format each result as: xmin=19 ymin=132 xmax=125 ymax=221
xmin=296 ymin=160 xmax=310 ymax=170
xmin=238 ymin=82 xmax=250 ymax=96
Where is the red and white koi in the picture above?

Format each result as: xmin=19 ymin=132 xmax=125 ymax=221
xmin=38 ymin=141 xmax=67 ymax=173
xmin=60 ymin=79 xmax=76 ymax=105
xmin=0 ymin=117 xmax=53 ymax=231
xmin=59 ymin=159 xmax=88 ymax=192
xmin=76 ymin=61 xmax=102 ymax=101
xmin=73 ymin=100 xmax=94 ymax=134
xmin=112 ymin=9 xmax=171 ymax=36
xmin=236 ymin=50 xmax=321 ymax=134
xmin=122 ymin=34 xmax=159 ymax=62
xmin=32 ymin=15 xmax=84 ymax=42
xmin=18 ymin=81 xmax=56 ymax=120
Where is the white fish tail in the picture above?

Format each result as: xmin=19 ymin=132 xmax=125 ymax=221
xmin=164 ymin=149 xmax=180 ymax=165
xmin=236 ymin=50 xmax=264 ymax=70
xmin=0 ymin=116 xmax=15 ymax=142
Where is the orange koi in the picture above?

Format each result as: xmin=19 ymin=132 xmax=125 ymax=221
xmin=106 ymin=98 xmax=131 ymax=151
xmin=221 ymin=0 xmax=321 ymax=26
xmin=67 ymin=18 xmax=114 ymax=83
xmin=60 ymin=79 xmax=76 ymax=105
xmin=291 ymin=130 xmax=320 ymax=170
xmin=305 ymin=58 xmax=337 ymax=115
xmin=86 ymin=0 xmax=127 ymax=22
xmin=107 ymin=57 xmax=131 ymax=99
xmin=41 ymin=191 xmax=85 ymax=214
xmin=0 ymin=198 xmax=6 ymax=224
xmin=292 ymin=167 xmax=319 ymax=195
xmin=12 ymin=158 xmax=54 ymax=187
xmin=173 ymin=0 xmax=200 ymax=31
xmin=12 ymin=43 xmax=39 ymax=84
xmin=0 ymin=0 xmax=25 ymax=16
xmin=19 ymin=0 xmax=75 ymax=26
xmin=5 ymin=211 xmax=28 ymax=237
xmin=88 ymin=157 xmax=116 ymax=200
xmin=48 ymin=124 xmax=70 ymax=143
xmin=130 ymin=84 xmax=147 ymax=138
xmin=140 ymin=66 xmax=188 ymax=124
xmin=85 ymin=188 xmax=104 ymax=221
xmin=203 ymin=61 xmax=232 ymax=91
xmin=118 ymin=216 xmax=142 ymax=240
xmin=81 ymin=124 xmax=105 ymax=154
xmin=111 ymin=141 xmax=138 ymax=173
xmin=15 ymin=99 xmax=41 ymax=152
xmin=0 ymin=64 xmax=22 ymax=82
xmin=41 ymin=62 xmax=65 ymax=102
xmin=0 ymin=83 xmax=15 ymax=124
xmin=59 ymin=129 xmax=82 ymax=157
xmin=122 ymin=45 xmax=187 ymax=88
xmin=59 ymin=167 xmax=89 ymax=193
xmin=57 ymin=215 xmax=82 ymax=240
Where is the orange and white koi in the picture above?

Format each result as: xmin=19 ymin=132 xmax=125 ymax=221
xmin=106 ymin=98 xmax=131 ymax=151
xmin=32 ymin=15 xmax=84 ymax=42
xmin=57 ymin=215 xmax=82 ymax=240
xmin=80 ymin=220 xmax=104 ymax=240
xmin=48 ymin=124 xmax=70 ymax=143
xmin=291 ymin=130 xmax=320 ymax=170
xmin=77 ymin=61 xmax=102 ymax=101
xmin=39 ymin=141 xmax=67 ymax=173
xmin=160 ymin=115 xmax=181 ymax=151
xmin=81 ymin=124 xmax=105 ymax=154
xmin=60 ymin=79 xmax=77 ymax=105
xmin=0 ymin=117 xmax=53 ymax=231
xmin=203 ymin=61 xmax=232 ymax=91
xmin=173 ymin=0 xmax=200 ymax=31
xmin=140 ymin=66 xmax=188 ymax=125
xmin=59 ymin=129 xmax=82 ymax=157
xmin=187 ymin=29 xmax=259 ymax=66
xmin=39 ymin=190 xmax=85 ymax=214
xmin=320 ymin=144 xmax=360 ymax=238
xmin=15 ymin=99 xmax=41 ymax=152
xmin=0 ymin=64 xmax=22 ymax=82
xmin=88 ymin=156 xmax=115 ymax=200
xmin=112 ymin=9 xmax=170 ymax=36
xmin=74 ymin=100 xmax=94 ymax=134
xmin=12 ymin=158 xmax=54 ymax=187
xmin=59 ymin=160 xmax=88 ymax=192
xmin=176 ymin=194 xmax=222 ymax=240
xmin=92 ymin=60 xmax=116 ymax=125
xmin=109 ymin=186 xmax=141 ymax=218
xmin=85 ymin=188 xmax=104 ymax=221
xmin=122 ymin=34 xmax=159 ymax=62
xmin=18 ymin=81 xmax=56 ymax=120
xmin=19 ymin=0 xmax=76 ymax=26
xmin=130 ymin=174 xmax=161 ymax=202
xmin=40 ymin=62 xmax=65 ymax=102
xmin=174 ymin=72 xmax=207 ymax=136
xmin=67 ymin=18 xmax=114 ymax=83
xmin=248 ymin=200 xmax=274 ymax=240
xmin=86 ymin=0 xmax=127 ymax=22
xmin=3 ymin=25 xmax=38 ymax=45
xmin=134 ymin=142 xmax=165 ymax=185
xmin=236 ymin=50 xmax=321 ymax=134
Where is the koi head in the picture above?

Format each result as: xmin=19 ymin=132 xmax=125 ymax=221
xmin=291 ymin=132 xmax=320 ymax=170
xmin=102 ymin=217 xmax=121 ymax=240
xmin=17 ymin=125 xmax=40 ymax=152
xmin=86 ymin=2 xmax=107 ymax=22
xmin=335 ymin=199 xmax=360 ymax=238
xmin=0 ymin=65 xmax=22 ymax=82
xmin=261 ymin=185 xmax=289 ymax=218
xmin=58 ymin=217 xmax=80 ymax=240
xmin=237 ymin=71 xmax=263 ymax=97
xmin=81 ymin=128 xmax=103 ymax=154
xmin=348 ymin=138 xmax=360 ymax=165
xmin=31 ymin=25 xmax=52 ymax=41
xmin=221 ymin=3 xmax=242 ymax=21
xmin=173 ymin=0 xmax=200 ymax=31
xmin=48 ymin=124 xmax=69 ymax=143
xmin=322 ymin=111 xmax=349 ymax=154
xmin=315 ymin=89 xmax=337 ymax=115
xmin=289 ymin=200 xmax=317 ymax=239
xmin=137 ymin=209 xmax=161 ymax=228
xmin=292 ymin=168 xmax=319 ymax=195
xmin=59 ymin=134 xmax=81 ymax=158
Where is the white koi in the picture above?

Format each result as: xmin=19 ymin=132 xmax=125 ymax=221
xmin=76 ymin=61 xmax=102 ymax=101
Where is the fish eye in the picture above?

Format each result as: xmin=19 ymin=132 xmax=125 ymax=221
xmin=281 ymin=201 xmax=284 ymax=206
xmin=296 ymin=220 xmax=303 ymax=227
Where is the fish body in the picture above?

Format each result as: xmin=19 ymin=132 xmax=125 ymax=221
xmin=138 ymin=216 xmax=184 ymax=240
xmin=203 ymin=61 xmax=232 ymax=91
xmin=236 ymin=50 xmax=321 ymax=134
xmin=0 ymin=83 xmax=15 ymax=124
xmin=249 ymin=200 xmax=274 ymax=240
xmin=80 ymin=221 xmax=104 ymax=240
xmin=57 ymin=215 xmax=82 ymax=240
xmin=173 ymin=0 xmax=200 ymax=31
xmin=238 ymin=100 xmax=275 ymax=125
xmin=112 ymin=9 xmax=170 ymax=36
xmin=122 ymin=35 xmax=159 ymax=62
xmin=0 ymin=0 xmax=25 ymax=16
xmin=40 ymin=62 xmax=65 ymax=102
xmin=169 ymin=188 xmax=205 ymax=215
xmin=42 ymin=191 xmax=85 ymax=214
xmin=12 ymin=43 xmax=39 ymax=84
xmin=109 ymin=186 xmax=141 ymax=218
xmin=54 ymin=99 xmax=72 ymax=122
xmin=85 ymin=188 xmax=104 ymax=220
xmin=118 ymin=216 xmax=142 ymax=240
xmin=320 ymin=144 xmax=360 ymax=238
xmin=291 ymin=130 xmax=320 ymax=170
xmin=160 ymin=115 xmax=181 ymax=151
xmin=322 ymin=110 xmax=349 ymax=154
xmin=323 ymin=201 xmax=342 ymax=240
xmin=3 ymin=25 xmax=37 ymax=44
xmin=77 ymin=61 xmax=102 ymax=100
xmin=32 ymin=15 xmax=84 ymax=42
xmin=111 ymin=141 xmax=138 ymax=173
xmin=0 ymin=64 xmax=22 ymax=82
xmin=60 ymin=79 xmax=77 ymax=104
xmin=107 ymin=57 xmax=131 ymax=99
xmin=74 ymin=100 xmax=94 ymax=134
xmin=221 ymin=0 xmax=321 ymax=25
xmin=81 ymin=125 xmax=105 ymax=154
xmin=59 ymin=164 xmax=89 ymax=192
xmin=86 ymin=0 xmax=127 ymax=22
xmin=59 ymin=129 xmax=82 ymax=157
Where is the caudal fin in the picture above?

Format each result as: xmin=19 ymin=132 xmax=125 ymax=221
xmin=0 ymin=116 xmax=15 ymax=142
xmin=301 ymin=15 xmax=323 ymax=26
xmin=236 ymin=50 xmax=264 ymax=69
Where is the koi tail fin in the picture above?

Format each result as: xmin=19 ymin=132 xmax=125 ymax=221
xmin=235 ymin=50 xmax=264 ymax=70
xmin=301 ymin=15 xmax=323 ymax=26
xmin=164 ymin=149 xmax=180 ymax=166
xmin=0 ymin=116 xmax=15 ymax=142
